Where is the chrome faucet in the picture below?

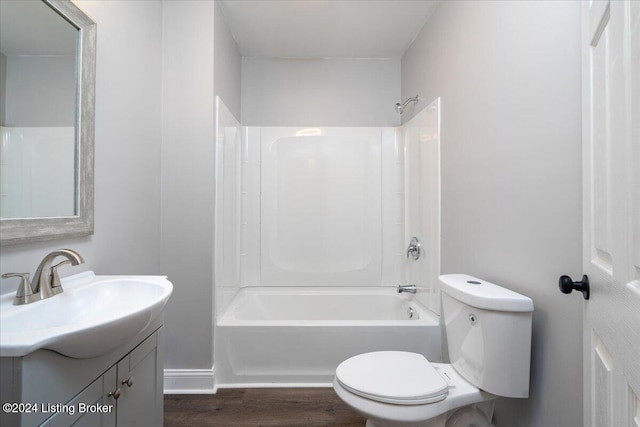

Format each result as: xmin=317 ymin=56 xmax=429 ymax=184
xmin=32 ymin=249 xmax=84 ymax=300
xmin=2 ymin=249 xmax=84 ymax=305
xmin=397 ymin=284 xmax=417 ymax=294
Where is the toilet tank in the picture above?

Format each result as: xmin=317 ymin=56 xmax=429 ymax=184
xmin=440 ymin=274 xmax=534 ymax=398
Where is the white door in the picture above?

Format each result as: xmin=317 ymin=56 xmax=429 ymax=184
xmin=582 ymin=1 xmax=640 ymax=426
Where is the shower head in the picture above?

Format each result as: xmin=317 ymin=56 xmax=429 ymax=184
xmin=395 ymin=95 xmax=419 ymax=114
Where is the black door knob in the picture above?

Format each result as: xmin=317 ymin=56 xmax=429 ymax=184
xmin=559 ymin=274 xmax=589 ymax=300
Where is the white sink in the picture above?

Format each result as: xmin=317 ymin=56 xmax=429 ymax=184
xmin=0 ymin=272 xmax=173 ymax=358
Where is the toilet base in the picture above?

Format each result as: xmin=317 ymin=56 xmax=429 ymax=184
xmin=364 ymin=412 xmax=447 ymax=427
xmin=363 ymin=402 xmax=494 ymax=427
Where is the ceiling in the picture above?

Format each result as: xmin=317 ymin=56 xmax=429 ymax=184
xmin=218 ymin=0 xmax=440 ymax=58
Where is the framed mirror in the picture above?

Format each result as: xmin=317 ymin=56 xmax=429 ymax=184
xmin=0 ymin=0 xmax=95 ymax=246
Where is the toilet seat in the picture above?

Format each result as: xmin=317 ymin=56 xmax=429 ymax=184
xmin=335 ymin=351 xmax=449 ymax=405
xmin=334 ymin=361 xmax=495 ymax=426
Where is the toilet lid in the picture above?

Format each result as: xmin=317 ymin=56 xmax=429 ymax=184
xmin=335 ymin=351 xmax=449 ymax=405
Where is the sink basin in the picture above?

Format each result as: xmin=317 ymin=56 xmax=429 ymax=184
xmin=0 ymin=272 xmax=173 ymax=358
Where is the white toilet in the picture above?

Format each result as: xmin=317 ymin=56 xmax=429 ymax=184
xmin=333 ymin=274 xmax=534 ymax=427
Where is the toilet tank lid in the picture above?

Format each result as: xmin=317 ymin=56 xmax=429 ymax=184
xmin=439 ymin=274 xmax=534 ymax=312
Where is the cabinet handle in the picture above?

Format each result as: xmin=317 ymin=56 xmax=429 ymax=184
xmin=108 ymin=388 xmax=121 ymax=400
xmin=122 ymin=376 xmax=134 ymax=387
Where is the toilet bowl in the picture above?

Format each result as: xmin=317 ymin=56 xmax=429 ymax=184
xmin=334 ymin=352 xmax=494 ymax=427
xmin=333 ymin=274 xmax=534 ymax=427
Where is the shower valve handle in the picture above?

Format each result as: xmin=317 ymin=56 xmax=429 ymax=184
xmin=406 ymin=237 xmax=421 ymax=260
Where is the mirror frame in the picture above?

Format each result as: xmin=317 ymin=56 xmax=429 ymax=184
xmin=0 ymin=0 xmax=96 ymax=246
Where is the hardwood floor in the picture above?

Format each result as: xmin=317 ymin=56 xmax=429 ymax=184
xmin=164 ymin=388 xmax=367 ymax=427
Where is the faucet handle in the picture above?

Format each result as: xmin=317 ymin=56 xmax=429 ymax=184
xmin=50 ymin=260 xmax=71 ymax=295
xmin=2 ymin=273 xmax=39 ymax=305
xmin=406 ymin=237 xmax=421 ymax=260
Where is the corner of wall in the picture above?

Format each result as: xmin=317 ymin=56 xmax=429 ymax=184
xmin=214 ymin=0 xmax=242 ymax=121
xmin=160 ymin=0 xmax=215 ymax=371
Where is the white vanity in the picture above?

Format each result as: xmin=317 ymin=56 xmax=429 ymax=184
xmin=0 ymin=272 xmax=173 ymax=427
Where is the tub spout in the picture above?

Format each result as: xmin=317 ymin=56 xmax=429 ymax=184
xmin=397 ymin=284 xmax=417 ymax=294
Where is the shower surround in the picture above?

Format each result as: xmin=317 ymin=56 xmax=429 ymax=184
xmin=213 ymin=97 xmax=440 ymax=388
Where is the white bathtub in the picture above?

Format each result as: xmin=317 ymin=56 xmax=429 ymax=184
xmin=214 ymin=287 xmax=441 ymax=388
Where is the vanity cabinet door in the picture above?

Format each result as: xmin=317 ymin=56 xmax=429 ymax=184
xmin=43 ymin=366 xmax=117 ymax=427
xmin=39 ymin=329 xmax=162 ymax=427
xmin=115 ymin=332 xmax=162 ymax=427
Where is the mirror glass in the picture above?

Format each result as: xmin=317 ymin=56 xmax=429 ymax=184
xmin=0 ymin=0 xmax=78 ymax=218
xmin=0 ymin=0 xmax=95 ymax=245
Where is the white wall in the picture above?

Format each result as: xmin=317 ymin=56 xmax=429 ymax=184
xmin=0 ymin=0 xmax=163 ymax=291
xmin=241 ymin=57 xmax=401 ymax=127
xmin=160 ymin=0 xmax=240 ymax=375
xmin=160 ymin=1 xmax=215 ymax=371
xmin=401 ymin=2 xmax=583 ymax=426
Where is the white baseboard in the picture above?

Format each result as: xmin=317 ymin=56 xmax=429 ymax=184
xmin=164 ymin=367 xmax=217 ymax=394
xmin=215 ymin=382 xmax=332 ymax=389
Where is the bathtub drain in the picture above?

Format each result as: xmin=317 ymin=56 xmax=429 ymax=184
xmin=407 ymin=307 xmax=414 ymax=319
